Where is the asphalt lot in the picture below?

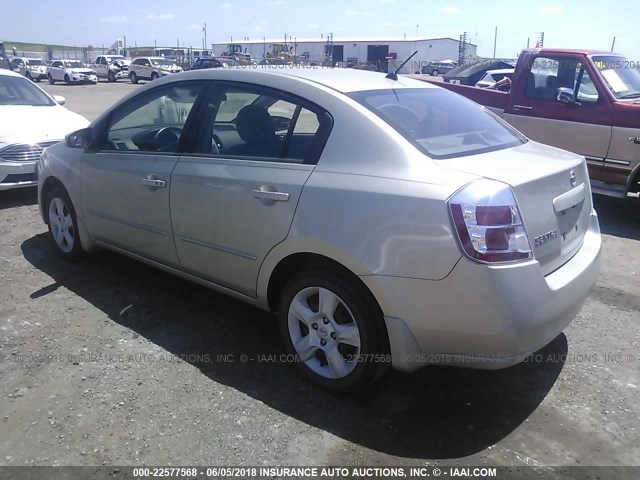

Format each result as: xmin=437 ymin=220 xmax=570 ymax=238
xmin=0 ymin=79 xmax=639 ymax=473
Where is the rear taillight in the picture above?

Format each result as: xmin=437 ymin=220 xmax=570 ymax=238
xmin=449 ymin=179 xmax=532 ymax=263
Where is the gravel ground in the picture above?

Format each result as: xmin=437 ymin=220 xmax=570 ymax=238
xmin=0 ymin=81 xmax=638 ymax=473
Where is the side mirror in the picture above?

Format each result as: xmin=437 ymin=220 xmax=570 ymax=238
xmin=66 ymin=127 xmax=92 ymax=149
xmin=52 ymin=95 xmax=66 ymax=105
xmin=557 ymin=87 xmax=579 ymax=105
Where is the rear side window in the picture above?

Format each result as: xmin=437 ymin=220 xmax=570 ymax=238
xmin=349 ymin=88 xmax=525 ymax=159
xmin=193 ymin=84 xmax=332 ymax=164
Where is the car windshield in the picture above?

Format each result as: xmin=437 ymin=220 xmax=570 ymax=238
xmin=64 ymin=61 xmax=84 ymax=68
xmin=151 ymin=59 xmax=172 ymax=66
xmin=0 ymin=74 xmax=55 ymax=106
xmin=592 ymin=55 xmax=640 ymax=99
xmin=349 ymin=88 xmax=525 ymax=159
xmin=28 ymin=59 xmax=47 ymax=66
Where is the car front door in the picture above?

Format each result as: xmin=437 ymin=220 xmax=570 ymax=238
xmin=504 ymin=55 xmax=612 ymax=180
xmin=170 ymin=82 xmax=332 ymax=297
xmin=80 ymin=81 xmax=207 ymax=265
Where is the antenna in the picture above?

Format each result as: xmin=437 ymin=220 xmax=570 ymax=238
xmin=386 ymin=50 xmax=418 ymax=80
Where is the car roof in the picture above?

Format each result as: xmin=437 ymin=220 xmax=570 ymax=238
xmin=524 ymin=48 xmax=622 ymax=56
xmin=485 ymin=68 xmax=515 ymax=74
xmin=176 ymin=67 xmax=439 ymax=93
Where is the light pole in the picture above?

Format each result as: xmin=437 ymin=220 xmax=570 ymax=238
xmin=203 ymin=23 xmax=207 ymax=52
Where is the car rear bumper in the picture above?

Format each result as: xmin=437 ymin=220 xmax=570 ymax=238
xmin=362 ymin=210 xmax=601 ymax=372
xmin=0 ymin=161 xmax=38 ymax=190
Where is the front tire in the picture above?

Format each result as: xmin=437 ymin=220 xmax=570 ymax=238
xmin=64 ymin=74 xmax=71 ymax=85
xmin=278 ymin=270 xmax=390 ymax=392
xmin=130 ymin=72 xmax=138 ymax=84
xmin=48 ymin=74 xmax=55 ymax=84
xmin=26 ymin=72 xmax=33 ymax=81
xmin=45 ymin=185 xmax=84 ymax=261
xmin=108 ymin=71 xmax=116 ymax=82
xmin=151 ymin=72 xmax=159 ymax=81
xmin=431 ymin=69 xmax=439 ymax=76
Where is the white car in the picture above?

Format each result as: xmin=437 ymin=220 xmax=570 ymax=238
xmin=475 ymin=68 xmax=515 ymax=88
xmin=47 ymin=59 xmax=97 ymax=85
xmin=9 ymin=57 xmax=48 ymax=82
xmin=129 ymin=57 xmax=183 ymax=84
xmin=38 ymin=68 xmax=600 ymax=391
xmin=0 ymin=69 xmax=89 ymax=190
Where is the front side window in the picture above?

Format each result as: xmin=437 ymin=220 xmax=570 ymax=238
xmin=349 ymin=88 xmax=525 ymax=159
xmin=195 ymin=85 xmax=331 ymax=164
xmin=104 ymin=82 xmax=205 ymax=153
xmin=526 ymin=57 xmax=599 ymax=103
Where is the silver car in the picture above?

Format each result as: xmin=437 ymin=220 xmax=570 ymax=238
xmin=129 ymin=57 xmax=183 ymax=83
xmin=37 ymin=68 xmax=601 ymax=392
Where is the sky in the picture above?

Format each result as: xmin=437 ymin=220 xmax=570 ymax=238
xmin=1 ymin=0 xmax=638 ymax=59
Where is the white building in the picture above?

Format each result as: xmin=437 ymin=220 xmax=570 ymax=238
xmin=211 ymin=36 xmax=477 ymax=72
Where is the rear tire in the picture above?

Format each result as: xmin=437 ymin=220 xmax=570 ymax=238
xmin=130 ymin=71 xmax=138 ymax=84
xmin=278 ymin=269 xmax=390 ymax=393
xmin=45 ymin=185 xmax=85 ymax=262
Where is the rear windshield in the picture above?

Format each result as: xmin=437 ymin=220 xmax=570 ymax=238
xmin=348 ymin=88 xmax=526 ymax=159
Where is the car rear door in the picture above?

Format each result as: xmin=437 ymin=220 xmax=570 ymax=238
xmin=504 ymin=55 xmax=612 ymax=180
xmin=80 ymin=81 xmax=207 ymax=265
xmin=170 ymin=82 xmax=332 ymax=297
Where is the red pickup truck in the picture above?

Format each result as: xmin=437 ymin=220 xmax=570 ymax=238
xmin=421 ymin=49 xmax=640 ymax=198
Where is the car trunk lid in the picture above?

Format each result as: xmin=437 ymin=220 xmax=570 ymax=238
xmin=436 ymin=141 xmax=592 ymax=275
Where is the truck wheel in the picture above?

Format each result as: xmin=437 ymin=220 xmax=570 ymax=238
xmin=151 ymin=72 xmax=159 ymax=81
xmin=108 ymin=71 xmax=115 ymax=83
xmin=130 ymin=72 xmax=138 ymax=84
xmin=48 ymin=74 xmax=55 ymax=84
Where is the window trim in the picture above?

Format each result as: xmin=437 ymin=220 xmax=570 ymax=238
xmin=187 ymin=80 xmax=333 ymax=166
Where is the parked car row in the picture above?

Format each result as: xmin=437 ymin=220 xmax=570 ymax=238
xmin=24 ymin=66 xmax=601 ymax=392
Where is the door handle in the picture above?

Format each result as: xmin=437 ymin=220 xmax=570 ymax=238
xmin=141 ymin=176 xmax=166 ymax=188
xmin=513 ymin=104 xmax=533 ymax=111
xmin=252 ymin=188 xmax=290 ymax=202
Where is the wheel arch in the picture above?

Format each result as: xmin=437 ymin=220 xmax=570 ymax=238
xmin=40 ymin=176 xmax=67 ymax=224
xmin=264 ymin=251 xmax=383 ymax=318
xmin=40 ymin=175 xmax=98 ymax=253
